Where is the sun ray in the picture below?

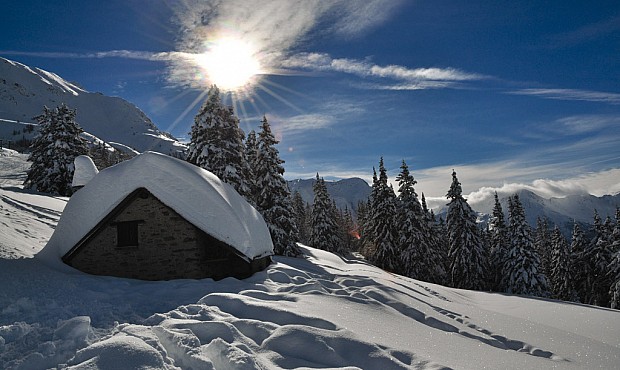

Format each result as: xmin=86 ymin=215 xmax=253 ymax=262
xmin=166 ymin=89 xmax=210 ymax=134
xmin=256 ymin=84 xmax=304 ymax=113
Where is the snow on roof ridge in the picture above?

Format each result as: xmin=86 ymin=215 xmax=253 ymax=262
xmin=38 ymin=152 xmax=273 ymax=268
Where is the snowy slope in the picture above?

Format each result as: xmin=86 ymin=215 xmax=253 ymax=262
xmin=0 ymin=57 xmax=185 ymax=155
xmin=1 ymin=153 xmax=620 ymax=369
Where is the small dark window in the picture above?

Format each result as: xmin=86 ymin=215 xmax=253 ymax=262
xmin=116 ymin=221 xmax=141 ymax=247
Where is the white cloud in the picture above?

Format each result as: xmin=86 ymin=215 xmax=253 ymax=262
xmin=510 ymin=88 xmax=620 ymax=105
xmin=410 ymin=166 xmax=620 ymax=212
xmin=549 ymin=114 xmax=620 ymax=135
xmin=168 ymin=0 xmax=404 ymax=88
xmin=273 ymin=113 xmax=333 ymax=133
xmin=280 ymin=52 xmax=484 ymax=88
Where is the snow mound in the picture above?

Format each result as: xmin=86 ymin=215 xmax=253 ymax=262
xmin=71 ymin=155 xmax=99 ymax=188
xmin=38 ymin=152 xmax=273 ymax=268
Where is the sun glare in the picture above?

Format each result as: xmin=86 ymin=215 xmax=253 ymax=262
xmin=193 ymin=37 xmax=262 ymax=91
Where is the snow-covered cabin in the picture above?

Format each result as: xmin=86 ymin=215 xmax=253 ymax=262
xmin=39 ymin=151 xmax=273 ymax=280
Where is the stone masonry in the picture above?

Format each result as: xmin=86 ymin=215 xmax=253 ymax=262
xmin=67 ymin=189 xmax=263 ymax=280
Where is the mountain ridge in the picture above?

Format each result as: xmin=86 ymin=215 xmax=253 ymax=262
xmin=0 ymin=57 xmax=185 ymax=155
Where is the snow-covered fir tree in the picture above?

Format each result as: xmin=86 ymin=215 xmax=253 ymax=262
xmin=357 ymin=199 xmax=373 ymax=254
xmin=187 ymin=85 xmax=252 ymax=201
xmin=254 ymin=116 xmax=300 ymax=256
xmin=503 ymin=194 xmax=548 ymax=296
xmin=534 ymin=217 xmax=553 ymax=281
xmin=489 ymin=192 xmax=509 ymax=291
xmin=309 ymin=174 xmax=343 ymax=254
xmin=421 ymin=192 xmax=449 ymax=284
xmin=550 ymin=226 xmax=575 ymax=301
xmin=612 ymin=207 xmax=620 ymax=254
xmin=583 ymin=211 xmax=613 ymax=306
xmin=337 ymin=206 xmax=357 ymax=253
xmin=445 ymin=170 xmax=488 ymax=290
xmin=609 ymin=208 xmax=620 ymax=308
xmin=396 ymin=160 xmax=436 ymax=280
xmin=368 ymin=158 xmax=399 ymax=272
xmin=292 ymin=191 xmax=310 ymax=245
xmin=570 ymin=222 xmax=590 ymax=303
xmin=609 ymin=251 xmax=620 ymax=309
xmin=23 ymin=104 xmax=88 ymax=196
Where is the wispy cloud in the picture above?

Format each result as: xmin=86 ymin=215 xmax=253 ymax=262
xmin=273 ymin=113 xmax=334 ymax=133
xmin=280 ymin=52 xmax=484 ymax=89
xmin=0 ymin=50 xmax=189 ymax=62
xmin=5 ymin=2 xmax=481 ymax=92
xmin=546 ymin=114 xmax=620 ymax=135
xmin=266 ymin=98 xmax=367 ymax=136
xmin=168 ymin=0 xmax=404 ymax=88
xmin=509 ymin=88 xmax=620 ymax=105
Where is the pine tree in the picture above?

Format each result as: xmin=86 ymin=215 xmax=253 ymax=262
xmin=395 ymin=160 xmax=439 ymax=280
xmin=489 ymin=192 xmax=509 ymax=291
xmin=254 ymin=116 xmax=300 ymax=256
xmin=503 ymin=194 xmax=548 ymax=296
xmin=445 ymin=170 xmax=488 ymax=290
xmin=360 ymin=169 xmax=379 ymax=258
xmin=369 ymin=158 xmax=399 ymax=272
xmin=292 ymin=191 xmax=310 ymax=245
xmin=534 ymin=217 xmax=553 ymax=280
xmin=609 ymin=251 xmax=620 ymax=309
xmin=357 ymin=199 xmax=372 ymax=255
xmin=339 ymin=206 xmax=357 ymax=253
xmin=421 ymin=192 xmax=449 ymax=284
xmin=421 ymin=192 xmax=429 ymax=216
xmin=583 ymin=211 xmax=613 ymax=306
xmin=88 ymin=142 xmax=111 ymax=170
xmin=550 ymin=226 xmax=575 ymax=301
xmin=187 ymin=85 xmax=252 ymax=201
xmin=570 ymin=222 xmax=590 ymax=303
xmin=24 ymin=104 xmax=88 ymax=196
xmin=309 ymin=174 xmax=343 ymax=253
xmin=609 ymin=208 xmax=620 ymax=308
xmin=611 ymin=207 xmax=620 ymax=254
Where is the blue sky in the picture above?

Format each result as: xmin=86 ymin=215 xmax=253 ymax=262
xmin=1 ymin=0 xmax=619 ymax=201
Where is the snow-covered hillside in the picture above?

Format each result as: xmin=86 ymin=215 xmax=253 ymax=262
xmin=0 ymin=57 xmax=185 ymax=155
xmin=1 ymin=151 xmax=619 ymax=369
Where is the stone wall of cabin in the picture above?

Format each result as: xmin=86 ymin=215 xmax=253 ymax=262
xmin=68 ymin=191 xmax=257 ymax=280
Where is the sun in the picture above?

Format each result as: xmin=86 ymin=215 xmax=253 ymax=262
xmin=193 ymin=37 xmax=262 ymax=91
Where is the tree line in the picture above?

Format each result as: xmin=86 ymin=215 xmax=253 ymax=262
xmin=20 ymin=90 xmax=620 ymax=309
xmin=298 ymin=157 xmax=620 ymax=309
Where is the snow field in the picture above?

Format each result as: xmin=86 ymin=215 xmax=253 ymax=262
xmin=1 ymin=151 xmax=620 ymax=369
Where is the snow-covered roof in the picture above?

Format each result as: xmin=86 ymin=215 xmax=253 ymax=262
xmin=39 ymin=152 xmax=273 ymax=265
xmin=71 ymin=155 xmax=99 ymax=188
